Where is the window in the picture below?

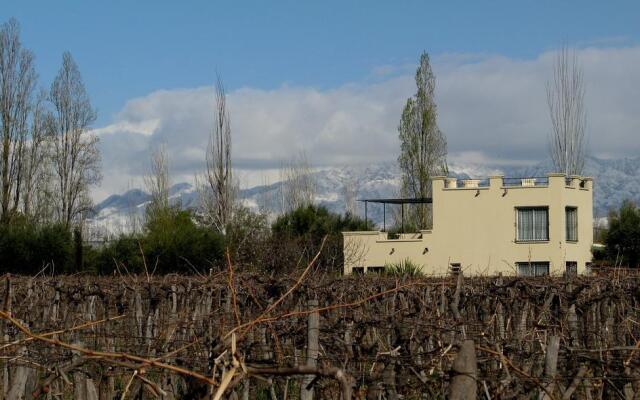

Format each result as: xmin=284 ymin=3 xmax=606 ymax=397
xmin=351 ymin=267 xmax=364 ymax=275
xmin=566 ymin=207 xmax=578 ymax=241
xmin=517 ymin=207 xmax=549 ymax=241
xmin=516 ymin=262 xmax=550 ymax=277
xmin=367 ymin=266 xmax=385 ymax=274
xmin=565 ymin=261 xmax=577 ymax=277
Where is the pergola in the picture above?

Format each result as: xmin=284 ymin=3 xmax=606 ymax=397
xmin=358 ymin=197 xmax=432 ymax=232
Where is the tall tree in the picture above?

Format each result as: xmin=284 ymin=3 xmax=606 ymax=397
xmin=21 ymin=89 xmax=53 ymax=221
xmin=199 ymin=76 xmax=235 ymax=233
xmin=398 ymin=51 xmax=447 ymax=229
xmin=341 ymin=169 xmax=359 ymax=216
xmin=50 ymin=52 xmax=101 ymax=228
xmin=280 ymin=150 xmax=316 ymax=213
xmin=0 ymin=18 xmax=36 ymax=223
xmin=144 ymin=143 xmax=170 ymax=222
xmin=547 ymin=46 xmax=587 ymax=176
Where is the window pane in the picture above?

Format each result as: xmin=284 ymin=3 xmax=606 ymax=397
xmin=517 ymin=263 xmax=532 ymax=276
xmin=517 ymin=262 xmax=550 ymax=277
xmin=517 ymin=208 xmax=548 ymax=241
xmin=566 ymin=207 xmax=578 ymax=241
xmin=534 ymin=263 xmax=549 ymax=276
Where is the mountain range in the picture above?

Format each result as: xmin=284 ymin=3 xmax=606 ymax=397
xmin=85 ymin=156 xmax=640 ymax=239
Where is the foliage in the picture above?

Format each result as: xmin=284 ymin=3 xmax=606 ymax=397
xmin=384 ymin=258 xmax=424 ymax=277
xmin=0 ymin=218 xmax=72 ymax=274
xmin=270 ymin=205 xmax=369 ymax=272
xmin=94 ymin=235 xmax=145 ymax=275
xmin=0 ymin=202 xmax=370 ymax=276
xmin=143 ymin=208 xmax=225 ymax=274
xmin=95 ymin=208 xmax=225 ymax=275
xmin=272 ymin=205 xmax=368 ymax=240
xmin=398 ymin=51 xmax=447 ymax=229
xmin=591 ymin=245 xmax=607 ymax=263
xmin=605 ymin=200 xmax=640 ymax=267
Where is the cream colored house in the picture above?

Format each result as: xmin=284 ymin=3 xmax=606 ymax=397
xmin=343 ymin=173 xmax=593 ymax=276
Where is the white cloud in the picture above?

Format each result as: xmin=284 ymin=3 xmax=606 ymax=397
xmin=94 ymin=45 xmax=640 ymax=201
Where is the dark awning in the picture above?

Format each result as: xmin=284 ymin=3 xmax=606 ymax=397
xmin=357 ymin=197 xmax=432 ymax=204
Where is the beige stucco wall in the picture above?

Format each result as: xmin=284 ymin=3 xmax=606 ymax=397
xmin=343 ymin=174 xmax=593 ymax=276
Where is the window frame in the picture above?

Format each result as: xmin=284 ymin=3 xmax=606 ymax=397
xmin=516 ymin=261 xmax=550 ymax=277
xmin=515 ymin=206 xmax=549 ymax=242
xmin=566 ymin=206 xmax=578 ymax=242
xmin=565 ymin=261 xmax=577 ymax=277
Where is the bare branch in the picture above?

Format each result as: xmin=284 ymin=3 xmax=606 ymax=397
xmin=49 ymin=51 xmax=100 ymax=228
xmin=547 ymin=46 xmax=587 ymax=176
xmin=144 ymin=143 xmax=170 ymax=221
xmin=199 ymin=76 xmax=236 ymax=233
xmin=280 ymin=150 xmax=316 ymax=213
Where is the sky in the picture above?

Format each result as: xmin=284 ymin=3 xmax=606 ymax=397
xmin=3 ymin=1 xmax=640 ymax=200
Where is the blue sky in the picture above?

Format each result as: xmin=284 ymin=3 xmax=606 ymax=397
xmin=4 ymin=1 xmax=640 ymax=124
xmin=3 ymin=2 xmax=640 ymax=199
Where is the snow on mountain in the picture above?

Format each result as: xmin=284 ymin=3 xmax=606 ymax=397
xmin=86 ymin=156 xmax=640 ymax=239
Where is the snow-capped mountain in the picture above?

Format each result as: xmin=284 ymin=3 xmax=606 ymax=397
xmin=86 ymin=156 xmax=640 ymax=239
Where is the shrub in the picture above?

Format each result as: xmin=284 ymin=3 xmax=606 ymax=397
xmin=605 ymin=200 xmax=640 ymax=267
xmin=0 ymin=220 xmax=72 ymax=274
xmin=272 ymin=205 xmax=368 ymax=239
xmin=271 ymin=205 xmax=370 ymax=272
xmin=95 ymin=235 xmax=145 ymax=275
xmin=93 ymin=208 xmax=225 ymax=275
xmin=144 ymin=208 xmax=225 ymax=274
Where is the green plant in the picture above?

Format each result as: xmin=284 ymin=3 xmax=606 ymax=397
xmin=271 ymin=205 xmax=371 ymax=272
xmin=0 ymin=219 xmax=73 ymax=274
xmin=95 ymin=235 xmax=145 ymax=274
xmin=94 ymin=208 xmax=225 ymax=275
xmin=384 ymin=258 xmax=424 ymax=277
xmin=605 ymin=200 xmax=640 ymax=267
xmin=144 ymin=208 xmax=225 ymax=274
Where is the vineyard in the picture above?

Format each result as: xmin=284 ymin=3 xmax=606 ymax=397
xmin=1 ymin=268 xmax=640 ymax=399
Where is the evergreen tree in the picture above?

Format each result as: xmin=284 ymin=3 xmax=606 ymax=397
xmin=398 ymin=52 xmax=447 ymax=229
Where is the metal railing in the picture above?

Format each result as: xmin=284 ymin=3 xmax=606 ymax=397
xmin=501 ymin=176 xmax=549 ymax=187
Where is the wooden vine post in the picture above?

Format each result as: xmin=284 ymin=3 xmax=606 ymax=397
xmin=301 ymin=298 xmax=319 ymax=400
xmin=450 ymin=340 xmax=477 ymax=400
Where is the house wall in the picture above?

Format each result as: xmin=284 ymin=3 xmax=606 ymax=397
xmin=343 ymin=174 xmax=593 ymax=276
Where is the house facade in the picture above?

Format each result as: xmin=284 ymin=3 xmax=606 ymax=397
xmin=343 ymin=173 xmax=593 ymax=276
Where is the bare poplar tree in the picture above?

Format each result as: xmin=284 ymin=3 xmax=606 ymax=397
xmin=50 ymin=52 xmax=101 ymax=228
xmin=144 ymin=143 xmax=170 ymax=221
xmin=280 ymin=150 xmax=316 ymax=213
xmin=398 ymin=51 xmax=447 ymax=229
xmin=547 ymin=46 xmax=587 ymax=176
xmin=342 ymin=170 xmax=359 ymax=216
xmin=0 ymin=18 xmax=36 ymax=223
xmin=199 ymin=76 xmax=235 ymax=232
xmin=20 ymin=90 xmax=52 ymax=220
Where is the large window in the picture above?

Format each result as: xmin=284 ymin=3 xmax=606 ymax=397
xmin=566 ymin=207 xmax=578 ymax=241
xmin=517 ymin=207 xmax=549 ymax=241
xmin=516 ymin=262 xmax=550 ymax=277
